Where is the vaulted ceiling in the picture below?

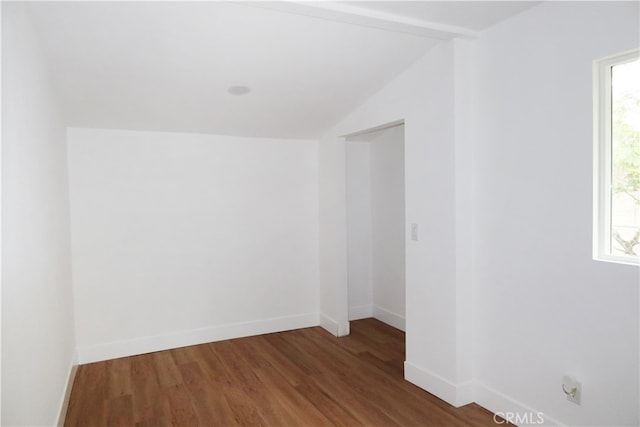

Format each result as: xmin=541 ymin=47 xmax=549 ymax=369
xmin=26 ymin=1 xmax=539 ymax=139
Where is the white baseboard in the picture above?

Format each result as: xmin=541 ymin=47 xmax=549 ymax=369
xmin=77 ymin=312 xmax=319 ymax=364
xmin=320 ymin=312 xmax=339 ymax=336
xmin=349 ymin=304 xmax=372 ymax=320
xmin=319 ymin=312 xmax=350 ymax=337
xmin=474 ymin=382 xmax=562 ymax=426
xmin=57 ymin=354 xmax=78 ymax=426
xmin=373 ymin=305 xmax=405 ymax=331
xmin=404 ymin=361 xmax=473 ymax=408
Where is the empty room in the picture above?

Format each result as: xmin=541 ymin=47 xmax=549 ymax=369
xmin=2 ymin=1 xmax=639 ymax=426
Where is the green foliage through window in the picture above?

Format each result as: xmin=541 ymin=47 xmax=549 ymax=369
xmin=611 ymin=59 xmax=640 ymax=256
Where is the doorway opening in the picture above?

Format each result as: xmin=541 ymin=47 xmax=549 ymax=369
xmin=345 ymin=122 xmax=406 ymax=332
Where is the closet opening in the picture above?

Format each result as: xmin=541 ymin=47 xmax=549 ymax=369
xmin=345 ymin=121 xmax=406 ymax=332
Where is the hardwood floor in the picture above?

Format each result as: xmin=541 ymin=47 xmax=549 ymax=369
xmin=65 ymin=319 xmax=501 ymax=426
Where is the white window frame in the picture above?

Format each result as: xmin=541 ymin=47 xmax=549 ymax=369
xmin=593 ymin=48 xmax=640 ymax=265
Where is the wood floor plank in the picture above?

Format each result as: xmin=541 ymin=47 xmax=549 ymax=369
xmin=243 ymin=335 xmax=311 ymax=387
xmin=252 ymin=365 xmax=334 ymax=426
xmin=165 ymin=384 xmax=200 ymax=426
xmin=65 ymin=318 xmax=507 ymax=427
xmin=65 ymin=361 xmax=110 ymax=427
xmin=292 ymin=381 xmax=362 ymax=427
xmin=153 ymin=350 xmax=184 ymax=387
xmin=191 ymin=344 xmax=232 ymax=386
xmin=106 ymin=357 xmax=132 ymax=399
xmin=221 ymin=383 xmax=269 ymax=426
xmin=106 ymin=394 xmax=134 ymax=427
xmin=263 ymin=332 xmax=324 ymax=376
xmin=178 ymin=360 xmax=235 ymax=426
xmin=308 ymin=370 xmax=401 ymax=426
xmin=130 ymin=354 xmax=164 ymax=424
xmin=169 ymin=345 xmax=197 ymax=365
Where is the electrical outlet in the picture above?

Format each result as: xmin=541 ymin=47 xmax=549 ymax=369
xmin=562 ymin=376 xmax=581 ymax=405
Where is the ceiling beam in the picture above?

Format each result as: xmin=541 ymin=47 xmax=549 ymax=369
xmin=244 ymin=1 xmax=480 ymax=40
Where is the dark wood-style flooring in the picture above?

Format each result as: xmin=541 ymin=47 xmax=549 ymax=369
xmin=65 ymin=318 xmax=501 ymax=426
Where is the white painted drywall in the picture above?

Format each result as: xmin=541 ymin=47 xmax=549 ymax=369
xmin=346 ymin=141 xmax=373 ymax=320
xmin=67 ymin=128 xmax=320 ymax=362
xmin=473 ymin=2 xmax=639 ymax=425
xmin=370 ymin=125 xmax=406 ymax=330
xmin=1 ymin=3 xmax=77 ymax=426
xmin=319 ymin=39 xmax=475 ymax=406
xmin=346 ymin=125 xmax=406 ymax=328
xmin=318 ymin=136 xmax=351 ymax=336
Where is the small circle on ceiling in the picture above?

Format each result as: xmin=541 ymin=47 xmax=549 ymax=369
xmin=227 ymin=86 xmax=251 ymax=95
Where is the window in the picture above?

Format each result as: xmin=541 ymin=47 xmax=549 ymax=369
xmin=594 ymin=49 xmax=640 ymax=265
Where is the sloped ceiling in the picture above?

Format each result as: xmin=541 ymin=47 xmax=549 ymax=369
xmin=25 ymin=1 xmax=539 ymax=139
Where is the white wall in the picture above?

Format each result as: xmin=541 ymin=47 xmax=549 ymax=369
xmin=318 ymin=39 xmax=475 ymax=406
xmin=346 ymin=126 xmax=406 ymax=328
xmin=67 ymin=128 xmax=320 ymax=363
xmin=1 ymin=3 xmax=77 ymax=425
xmin=473 ymin=2 xmax=639 ymax=426
xmin=370 ymin=125 xmax=405 ymax=329
xmin=318 ymin=136 xmax=351 ymax=336
xmin=346 ymin=141 xmax=373 ymax=320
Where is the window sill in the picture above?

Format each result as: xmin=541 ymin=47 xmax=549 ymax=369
xmin=593 ymin=255 xmax=639 ymax=267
